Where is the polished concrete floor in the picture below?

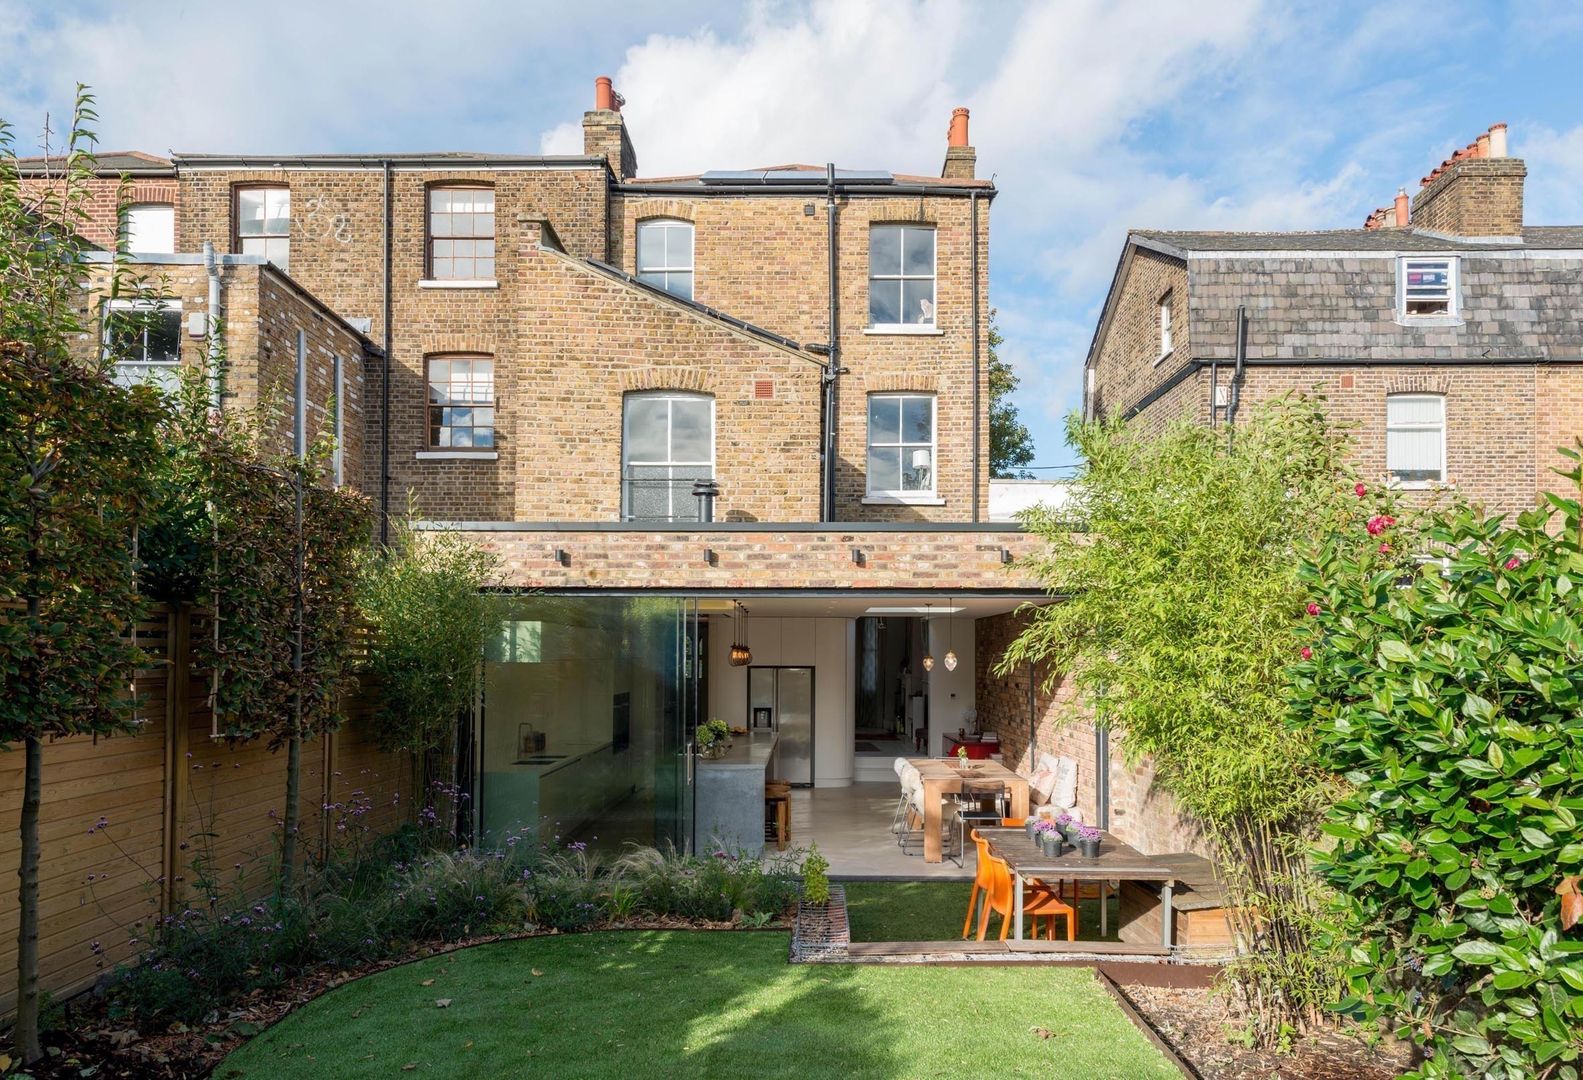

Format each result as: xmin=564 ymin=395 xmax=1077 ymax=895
xmin=789 ymin=781 xmax=975 ymax=880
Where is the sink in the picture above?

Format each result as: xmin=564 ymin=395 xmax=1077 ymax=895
xmin=515 ymin=754 xmax=568 ymax=765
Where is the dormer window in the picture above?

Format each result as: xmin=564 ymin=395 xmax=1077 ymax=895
xmin=1398 ymin=257 xmax=1458 ymax=318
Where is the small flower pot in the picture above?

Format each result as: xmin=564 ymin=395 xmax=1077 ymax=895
xmin=700 ymin=742 xmax=728 ymax=760
xmin=1038 ymin=833 xmax=1059 ymax=857
xmin=1078 ymin=838 xmax=1101 ymax=859
xmin=1024 ymin=820 xmax=1039 ymax=840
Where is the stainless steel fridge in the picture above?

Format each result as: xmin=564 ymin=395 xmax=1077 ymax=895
xmin=748 ymin=666 xmax=813 ymax=786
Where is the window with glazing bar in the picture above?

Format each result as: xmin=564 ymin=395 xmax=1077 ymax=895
xmin=428 ymin=186 xmax=496 ymax=280
xmin=427 ymin=356 xmax=495 ymax=449
xmin=622 ymin=391 xmax=714 ymax=521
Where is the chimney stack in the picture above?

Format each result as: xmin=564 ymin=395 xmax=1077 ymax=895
xmin=941 ymin=107 xmax=975 ymax=180
xmin=1394 ymin=188 xmax=1409 ymax=228
xmin=1408 ymin=122 xmax=1524 ymax=237
xmin=583 ymin=74 xmax=638 ymax=179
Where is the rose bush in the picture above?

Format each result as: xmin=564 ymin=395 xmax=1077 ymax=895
xmin=1293 ymin=446 xmax=1583 ymax=1078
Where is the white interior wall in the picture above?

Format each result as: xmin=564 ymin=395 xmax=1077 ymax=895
xmin=706 ymin=615 xmax=855 ymax=787
xmin=925 ymin=614 xmax=977 ymax=757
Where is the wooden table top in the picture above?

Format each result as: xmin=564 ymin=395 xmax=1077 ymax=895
xmin=979 ymin=826 xmax=1179 ymax=883
xmin=907 ymin=758 xmax=1026 ymax=785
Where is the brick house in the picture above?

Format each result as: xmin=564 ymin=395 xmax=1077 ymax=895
xmin=1011 ymin=124 xmax=1583 ymax=857
xmin=67 ymin=78 xmax=1097 ymax=867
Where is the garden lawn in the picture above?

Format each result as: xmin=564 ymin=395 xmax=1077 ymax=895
xmin=220 ymin=931 xmax=1177 ymax=1080
xmin=844 ymin=880 xmax=1121 ymax=943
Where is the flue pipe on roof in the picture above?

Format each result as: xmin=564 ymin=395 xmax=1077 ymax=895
xmin=948 ymin=107 xmax=970 ymax=148
xmin=1488 ymin=123 xmax=1508 ymax=158
xmin=595 ymin=76 xmax=616 ymax=111
xmin=1394 ymin=188 xmax=1409 ymax=228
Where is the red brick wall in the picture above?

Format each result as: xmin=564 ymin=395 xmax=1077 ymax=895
xmin=20 ymin=176 xmax=178 ymax=250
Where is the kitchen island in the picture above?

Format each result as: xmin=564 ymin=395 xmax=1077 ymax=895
xmin=695 ymin=731 xmax=779 ymax=857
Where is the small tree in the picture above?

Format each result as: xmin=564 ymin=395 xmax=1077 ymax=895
xmin=359 ymin=510 xmax=499 ymax=815
xmin=0 ymin=90 xmax=166 ymax=1065
xmin=1001 ymin=398 xmax=1355 ymax=1039
xmin=1295 ymin=447 xmax=1583 ymax=1078
xmin=987 ymin=311 xmax=1036 ymax=479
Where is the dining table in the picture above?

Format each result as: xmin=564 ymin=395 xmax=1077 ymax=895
xmin=979 ymin=826 xmax=1181 ymax=945
xmin=907 ymin=757 xmax=1030 ymax=863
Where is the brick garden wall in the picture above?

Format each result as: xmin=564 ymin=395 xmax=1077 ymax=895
xmin=973 ymin=611 xmax=1206 ymax=858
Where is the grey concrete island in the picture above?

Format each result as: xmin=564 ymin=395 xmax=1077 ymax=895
xmin=694 ymin=731 xmax=780 ymax=857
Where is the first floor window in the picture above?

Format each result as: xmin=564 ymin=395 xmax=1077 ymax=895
xmin=121 ymin=203 xmax=175 ymax=253
xmin=867 ymin=393 xmax=935 ymax=496
xmin=622 ymin=391 xmax=713 ymax=521
xmin=236 ymin=185 xmax=291 ymax=270
xmin=636 ymin=219 xmax=694 ymax=300
xmin=1399 ymin=256 xmax=1457 ymax=317
xmin=104 ymin=300 xmax=182 ymax=391
xmin=868 ymin=225 xmax=936 ymax=327
xmin=427 ymin=355 xmax=495 ymax=448
xmin=1386 ymin=393 xmax=1445 ymax=484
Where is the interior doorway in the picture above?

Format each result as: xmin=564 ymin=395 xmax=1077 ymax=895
xmin=853 ymin=616 xmax=928 ymax=760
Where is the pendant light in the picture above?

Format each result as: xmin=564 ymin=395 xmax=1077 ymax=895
xmin=921 ymin=603 xmax=935 ymax=672
xmin=728 ymin=601 xmax=753 ymax=667
xmin=944 ymin=596 xmax=958 ymax=671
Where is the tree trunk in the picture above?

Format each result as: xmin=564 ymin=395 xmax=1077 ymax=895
xmin=15 ymin=734 xmax=44 ymax=1065
xmin=280 ymin=722 xmax=301 ymax=895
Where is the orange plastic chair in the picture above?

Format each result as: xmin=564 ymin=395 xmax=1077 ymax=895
xmin=961 ymin=828 xmax=995 ymax=938
xmin=976 ymin=846 xmax=1079 ymax=942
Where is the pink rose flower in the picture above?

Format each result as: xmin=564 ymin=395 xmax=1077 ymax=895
xmin=1366 ymin=514 xmax=1397 ymax=537
xmin=1306 ymin=602 xmax=1321 ymax=617
xmin=1300 ymin=646 xmax=1313 ymax=660
xmin=1379 ymin=543 xmax=1391 ymax=554
xmin=1504 ymin=556 xmax=1521 ymax=570
xmin=1354 ymin=483 xmax=1367 ymax=498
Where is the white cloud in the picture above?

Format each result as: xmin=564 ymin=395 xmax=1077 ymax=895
xmin=1520 ymin=124 xmax=1583 ymax=224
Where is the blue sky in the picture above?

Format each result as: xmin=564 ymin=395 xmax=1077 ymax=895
xmin=4 ymin=0 xmax=1581 ymax=469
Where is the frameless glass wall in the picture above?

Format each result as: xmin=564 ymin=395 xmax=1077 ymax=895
xmin=478 ymin=595 xmax=696 ymax=854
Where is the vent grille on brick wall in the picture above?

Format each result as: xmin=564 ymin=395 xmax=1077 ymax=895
xmin=754 ymin=379 xmax=774 ymax=400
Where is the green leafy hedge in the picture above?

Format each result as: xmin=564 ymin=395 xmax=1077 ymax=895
xmin=1294 ymin=449 xmax=1583 ymax=1079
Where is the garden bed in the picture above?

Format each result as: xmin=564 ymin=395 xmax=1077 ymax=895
xmin=1119 ymin=983 xmax=1413 ymax=1080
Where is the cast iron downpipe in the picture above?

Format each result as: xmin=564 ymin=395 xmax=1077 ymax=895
xmin=379 ymin=160 xmax=393 ymax=545
xmin=1225 ymin=304 xmax=1247 ymax=447
xmin=970 ymin=189 xmax=982 ymax=521
xmin=822 ymin=162 xmax=841 ymax=522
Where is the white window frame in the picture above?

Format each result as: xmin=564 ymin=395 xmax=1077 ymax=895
xmin=103 ymin=298 xmax=182 ymax=391
xmin=1397 ymin=256 xmax=1460 ymax=320
xmin=235 ymin=185 xmax=291 ymax=270
xmin=1386 ymin=392 xmax=1447 ymax=488
xmin=426 ymin=355 xmax=496 ymax=452
xmin=865 ymin=392 xmax=937 ymax=501
xmin=635 ymin=219 xmax=695 ymax=300
xmin=1157 ymin=290 xmax=1174 ymax=362
xmin=426 ymin=185 xmax=496 ymax=283
xmin=332 ymin=355 xmax=345 ymax=487
xmin=120 ymin=203 xmax=175 ymax=254
xmin=621 ymin=391 xmax=716 ymax=522
xmin=867 ymin=225 xmax=937 ymax=331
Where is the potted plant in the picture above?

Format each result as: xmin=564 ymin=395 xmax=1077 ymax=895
xmin=697 ymin=718 xmax=730 ymax=759
xmin=801 ymin=843 xmax=831 ymax=906
xmin=1075 ymin=823 xmax=1102 ymax=858
xmin=1034 ymin=818 xmax=1064 ymax=857
xmin=1053 ymin=813 xmax=1077 ymax=842
xmin=955 ymin=744 xmax=978 ymax=773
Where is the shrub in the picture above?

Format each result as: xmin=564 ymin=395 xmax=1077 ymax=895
xmin=1294 ymin=448 xmax=1583 ymax=1078
xmin=802 ymin=844 xmax=831 ymax=906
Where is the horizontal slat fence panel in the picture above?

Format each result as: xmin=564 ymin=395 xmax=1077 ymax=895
xmin=0 ymin=605 xmax=413 ymax=1019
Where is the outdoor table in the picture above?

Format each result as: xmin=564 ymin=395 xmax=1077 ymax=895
xmin=979 ymin=826 xmax=1180 ymax=946
xmin=907 ymin=758 xmax=1030 ymax=863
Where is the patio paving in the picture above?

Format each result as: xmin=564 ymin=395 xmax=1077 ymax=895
xmin=789 ymin=781 xmax=975 ymax=880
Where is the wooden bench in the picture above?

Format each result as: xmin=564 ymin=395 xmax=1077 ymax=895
xmin=1115 ymin=852 xmax=1235 ymax=958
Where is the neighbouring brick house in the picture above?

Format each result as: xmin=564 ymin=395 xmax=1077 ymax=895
xmin=1032 ymin=123 xmax=1583 ymax=856
xmin=61 ymin=77 xmax=1111 ymax=866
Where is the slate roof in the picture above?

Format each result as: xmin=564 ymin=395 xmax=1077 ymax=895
xmin=1133 ymin=226 xmax=1583 ymax=253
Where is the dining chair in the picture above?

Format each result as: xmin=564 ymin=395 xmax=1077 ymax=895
xmin=975 ymin=844 xmax=1078 ymax=942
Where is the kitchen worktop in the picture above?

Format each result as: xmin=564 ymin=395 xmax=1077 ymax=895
xmin=506 ymin=741 xmax=612 ymax=777
xmin=696 ymin=731 xmax=779 ymax=771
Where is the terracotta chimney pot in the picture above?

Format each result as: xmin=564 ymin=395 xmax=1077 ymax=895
xmin=595 ymin=75 xmax=616 ymax=112
xmin=948 ymin=107 xmax=970 ymax=148
xmin=1488 ymin=122 xmax=1508 ymax=158
xmin=1476 ymin=131 xmax=1491 ymax=157
xmin=1394 ymin=188 xmax=1409 ymax=227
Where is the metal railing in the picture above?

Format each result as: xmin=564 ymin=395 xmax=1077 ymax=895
xmin=621 ymin=476 xmax=719 ymax=523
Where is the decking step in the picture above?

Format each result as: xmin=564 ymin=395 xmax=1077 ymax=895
xmin=844 ymin=939 xmax=1170 ymax=958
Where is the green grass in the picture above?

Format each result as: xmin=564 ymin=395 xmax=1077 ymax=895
xmin=843 ymin=881 xmax=1122 ymax=943
xmin=219 ymin=931 xmax=1177 ymax=1080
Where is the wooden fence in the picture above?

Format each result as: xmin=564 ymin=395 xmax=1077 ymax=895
xmin=0 ymin=605 xmax=412 ymax=1019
